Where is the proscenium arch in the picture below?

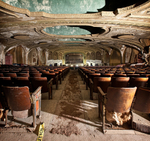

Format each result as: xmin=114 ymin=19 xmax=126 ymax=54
xmin=64 ymin=52 xmax=85 ymax=65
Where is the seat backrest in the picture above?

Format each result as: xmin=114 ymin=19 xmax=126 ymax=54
xmin=101 ymin=73 xmax=114 ymax=77
xmin=2 ymin=86 xmax=31 ymax=111
xmin=111 ymin=77 xmax=130 ymax=87
xmin=0 ymin=77 xmax=12 ymax=87
xmin=129 ymin=77 xmax=149 ymax=87
xmin=17 ymin=73 xmax=29 ymax=77
xmin=13 ymin=77 xmax=33 ymax=91
xmin=0 ymin=73 xmax=4 ymax=77
xmin=49 ymin=70 xmax=55 ymax=72
xmin=30 ymin=77 xmax=48 ymax=92
xmin=42 ymin=72 xmax=56 ymax=82
xmin=125 ymin=70 xmax=135 ymax=74
xmin=132 ymin=87 xmax=150 ymax=113
xmin=127 ymin=74 xmax=140 ymax=77
xmin=29 ymin=71 xmax=39 ymax=73
xmin=4 ymin=73 xmax=17 ymax=78
xmin=88 ymin=73 xmax=101 ymax=82
xmin=93 ymin=77 xmax=111 ymax=93
xmin=106 ymin=87 xmax=137 ymax=113
xmin=30 ymin=73 xmax=42 ymax=77
xmin=114 ymin=73 xmax=127 ymax=77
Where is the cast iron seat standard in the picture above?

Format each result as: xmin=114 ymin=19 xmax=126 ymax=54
xmin=84 ymin=70 xmax=94 ymax=90
xmin=111 ymin=77 xmax=130 ymax=87
xmin=89 ymin=77 xmax=111 ymax=100
xmin=50 ymin=70 xmax=60 ymax=84
xmin=131 ymin=87 xmax=150 ymax=134
xmin=53 ymin=70 xmax=62 ymax=84
xmin=97 ymin=86 xmax=137 ymax=133
xmin=57 ymin=69 xmax=64 ymax=81
xmin=30 ymin=77 xmax=53 ymax=99
xmin=0 ymin=93 xmax=8 ymax=125
xmin=2 ymin=86 xmax=42 ymax=128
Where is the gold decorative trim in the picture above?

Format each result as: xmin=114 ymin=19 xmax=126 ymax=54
xmin=101 ymin=11 xmax=115 ymax=17
xmin=0 ymin=8 xmax=19 ymax=18
xmin=116 ymin=0 xmax=150 ymax=17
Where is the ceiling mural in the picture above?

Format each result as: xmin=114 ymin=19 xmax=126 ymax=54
xmin=1 ymin=0 xmax=105 ymax=14
xmin=0 ymin=0 xmax=149 ymax=56
xmin=43 ymin=26 xmax=91 ymax=36
xmin=58 ymin=38 xmax=86 ymax=42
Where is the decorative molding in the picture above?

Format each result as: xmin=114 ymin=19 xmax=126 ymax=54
xmin=116 ymin=0 xmax=150 ymax=18
xmin=0 ymin=8 xmax=19 ymax=18
xmin=130 ymin=7 xmax=150 ymax=19
xmin=101 ymin=11 xmax=115 ymax=17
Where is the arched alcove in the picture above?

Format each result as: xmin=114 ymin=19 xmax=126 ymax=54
xmin=28 ymin=48 xmax=38 ymax=65
xmin=58 ymin=52 xmax=62 ymax=60
xmin=86 ymin=52 xmax=90 ymax=60
xmin=53 ymin=52 xmax=58 ymax=60
xmin=48 ymin=51 xmax=52 ymax=60
xmin=91 ymin=52 xmax=95 ymax=60
xmin=110 ymin=49 xmax=121 ymax=66
xmin=5 ymin=45 xmax=25 ymax=65
xmin=96 ymin=51 xmax=101 ymax=60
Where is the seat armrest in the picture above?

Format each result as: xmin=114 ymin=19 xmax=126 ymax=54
xmin=89 ymin=78 xmax=93 ymax=85
xmin=55 ymin=75 xmax=58 ymax=80
xmin=86 ymin=75 xmax=88 ymax=80
xmin=48 ymin=78 xmax=53 ymax=85
xmin=59 ymin=73 xmax=62 ymax=77
xmin=97 ymin=87 xmax=106 ymax=96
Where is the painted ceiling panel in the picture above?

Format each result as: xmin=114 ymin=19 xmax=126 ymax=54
xmin=58 ymin=38 xmax=86 ymax=41
xmin=2 ymin=0 xmax=105 ymax=14
xmin=44 ymin=26 xmax=91 ymax=35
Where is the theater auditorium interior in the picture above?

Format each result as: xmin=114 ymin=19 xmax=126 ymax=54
xmin=0 ymin=0 xmax=150 ymax=140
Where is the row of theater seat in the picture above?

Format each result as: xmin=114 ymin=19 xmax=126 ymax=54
xmin=78 ymin=66 xmax=150 ymax=100
xmin=78 ymin=66 xmax=150 ymax=134
xmin=0 ymin=66 xmax=70 ymax=127
xmin=0 ymin=66 xmax=70 ymax=98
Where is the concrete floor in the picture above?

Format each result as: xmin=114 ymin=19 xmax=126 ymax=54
xmin=0 ymin=70 xmax=150 ymax=141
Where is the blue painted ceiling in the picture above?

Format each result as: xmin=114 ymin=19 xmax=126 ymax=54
xmin=2 ymin=0 xmax=105 ymax=14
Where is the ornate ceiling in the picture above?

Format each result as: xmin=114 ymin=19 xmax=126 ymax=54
xmin=0 ymin=0 xmax=150 ymax=56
